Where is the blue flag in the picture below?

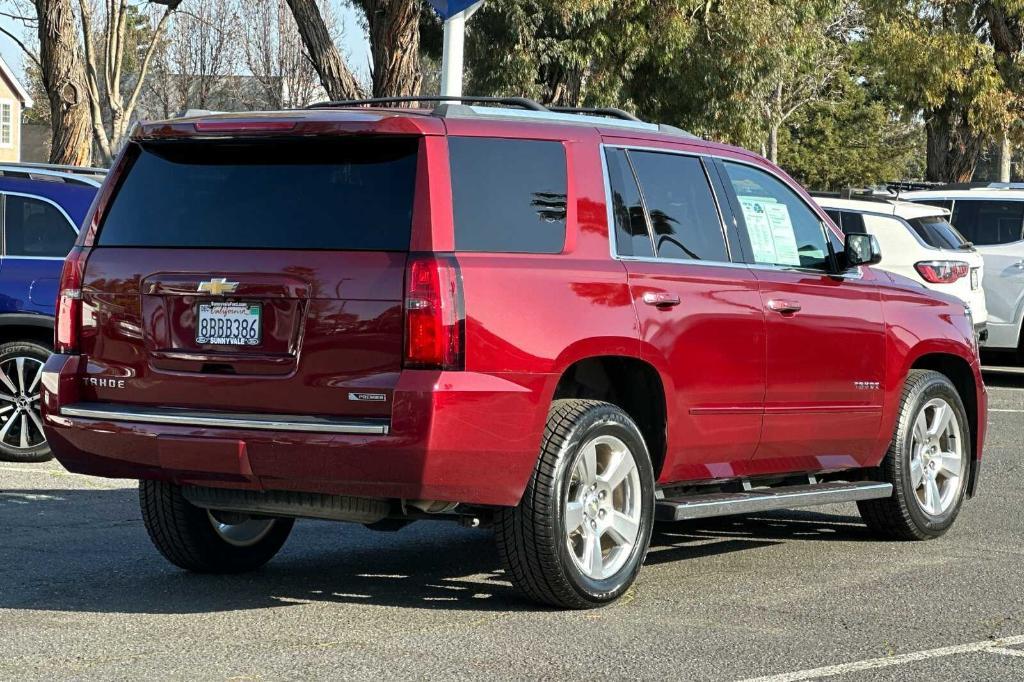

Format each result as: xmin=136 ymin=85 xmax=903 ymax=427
xmin=427 ymin=0 xmax=482 ymax=20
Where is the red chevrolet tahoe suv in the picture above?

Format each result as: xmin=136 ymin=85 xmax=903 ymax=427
xmin=41 ymin=97 xmax=986 ymax=609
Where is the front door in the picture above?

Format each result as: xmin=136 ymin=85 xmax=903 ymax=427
xmin=604 ymin=146 xmax=766 ymax=483
xmin=717 ymin=160 xmax=886 ymax=472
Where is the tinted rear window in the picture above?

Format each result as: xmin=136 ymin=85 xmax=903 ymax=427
xmin=907 ymin=216 xmax=969 ymax=249
xmin=449 ymin=137 xmax=567 ymax=253
xmin=97 ymin=138 xmax=418 ymax=250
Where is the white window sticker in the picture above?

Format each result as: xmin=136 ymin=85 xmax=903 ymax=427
xmin=738 ymin=195 xmax=801 ymax=266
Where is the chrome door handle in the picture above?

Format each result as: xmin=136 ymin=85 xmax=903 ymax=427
xmin=1013 ymin=260 xmax=1024 ymax=270
xmin=766 ymin=299 xmax=801 ymax=314
xmin=642 ymin=292 xmax=681 ymax=308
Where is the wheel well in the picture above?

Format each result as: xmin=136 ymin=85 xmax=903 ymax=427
xmin=911 ymin=353 xmax=979 ymax=461
xmin=0 ymin=323 xmax=53 ymax=349
xmin=553 ymin=356 xmax=667 ymax=478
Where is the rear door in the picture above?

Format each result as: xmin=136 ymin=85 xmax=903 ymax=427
xmin=604 ymin=145 xmax=766 ymax=482
xmin=718 ymin=159 xmax=886 ymax=470
xmin=78 ymin=136 xmax=421 ymax=420
xmin=0 ymin=193 xmax=80 ymax=315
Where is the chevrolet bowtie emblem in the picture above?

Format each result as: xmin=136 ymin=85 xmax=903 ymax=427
xmin=197 ymin=278 xmax=239 ymax=295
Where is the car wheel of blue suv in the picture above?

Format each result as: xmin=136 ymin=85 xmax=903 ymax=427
xmin=0 ymin=340 xmax=52 ymax=462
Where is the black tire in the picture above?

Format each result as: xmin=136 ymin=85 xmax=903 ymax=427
xmin=496 ymin=399 xmax=655 ymax=609
xmin=858 ymin=370 xmax=971 ymax=540
xmin=139 ymin=480 xmax=294 ymax=573
xmin=0 ymin=339 xmax=52 ymax=463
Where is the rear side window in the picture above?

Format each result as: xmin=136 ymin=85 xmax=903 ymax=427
xmin=605 ymin=148 xmax=653 ymax=258
xmin=4 ymin=195 xmax=77 ymax=257
xmin=950 ymin=200 xmax=1024 ymax=245
xmin=449 ymin=137 xmax=567 ymax=253
xmin=907 ymin=216 xmax=969 ymax=249
xmin=627 ymin=151 xmax=728 ymax=261
xmin=98 ymin=138 xmax=418 ymax=250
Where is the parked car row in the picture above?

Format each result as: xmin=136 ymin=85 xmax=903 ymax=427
xmin=13 ymin=98 xmax=988 ymax=609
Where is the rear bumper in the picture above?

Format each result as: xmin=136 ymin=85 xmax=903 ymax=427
xmin=42 ymin=354 xmax=551 ymax=507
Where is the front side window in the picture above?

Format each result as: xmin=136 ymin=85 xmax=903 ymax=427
xmin=4 ymin=195 xmax=77 ymax=257
xmin=724 ymin=162 xmax=831 ymax=270
xmin=627 ymin=151 xmax=728 ymax=261
xmin=449 ymin=137 xmax=567 ymax=253
xmin=950 ymin=200 xmax=1024 ymax=246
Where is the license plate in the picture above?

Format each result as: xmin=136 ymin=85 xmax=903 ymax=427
xmin=196 ymin=302 xmax=261 ymax=346
xmin=970 ymin=268 xmax=980 ymax=290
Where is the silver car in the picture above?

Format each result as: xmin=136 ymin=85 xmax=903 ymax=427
xmin=901 ymin=187 xmax=1024 ymax=357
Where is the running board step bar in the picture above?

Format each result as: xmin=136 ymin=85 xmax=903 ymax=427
xmin=655 ymin=481 xmax=893 ymax=522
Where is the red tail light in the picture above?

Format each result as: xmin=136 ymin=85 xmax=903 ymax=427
xmin=55 ymin=247 xmax=87 ymax=353
xmin=915 ymin=260 xmax=969 ymax=284
xmin=404 ymin=255 xmax=464 ymax=370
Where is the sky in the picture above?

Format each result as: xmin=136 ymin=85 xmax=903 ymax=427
xmin=0 ymin=1 xmax=373 ymax=103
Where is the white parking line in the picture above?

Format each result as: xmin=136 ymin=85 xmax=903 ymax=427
xmin=739 ymin=634 xmax=1024 ymax=682
xmin=990 ymin=408 xmax=1024 ymax=413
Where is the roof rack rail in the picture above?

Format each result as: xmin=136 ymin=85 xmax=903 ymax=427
xmin=547 ymin=106 xmax=642 ymax=122
xmin=0 ymin=163 xmax=107 ymax=188
xmin=306 ymin=95 xmax=549 ymax=112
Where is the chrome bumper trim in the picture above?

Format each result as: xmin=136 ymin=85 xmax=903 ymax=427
xmin=60 ymin=402 xmax=389 ymax=435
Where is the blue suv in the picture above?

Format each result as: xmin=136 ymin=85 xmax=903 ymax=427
xmin=0 ymin=163 xmax=103 ymax=462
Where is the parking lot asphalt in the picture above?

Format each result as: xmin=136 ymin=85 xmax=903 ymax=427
xmin=2 ymin=374 xmax=1023 ymax=681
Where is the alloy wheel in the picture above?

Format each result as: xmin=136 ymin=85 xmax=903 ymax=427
xmin=0 ymin=355 xmax=46 ymax=451
xmin=207 ymin=511 xmax=278 ymax=548
xmin=565 ymin=434 xmax=643 ymax=580
xmin=910 ymin=397 xmax=966 ymax=516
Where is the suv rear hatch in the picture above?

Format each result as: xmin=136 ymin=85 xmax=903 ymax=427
xmin=76 ymin=131 xmax=422 ymax=421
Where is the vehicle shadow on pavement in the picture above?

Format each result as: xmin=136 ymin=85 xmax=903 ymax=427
xmin=1 ymin=487 xmax=872 ymax=615
xmin=647 ymin=508 xmax=874 ymax=566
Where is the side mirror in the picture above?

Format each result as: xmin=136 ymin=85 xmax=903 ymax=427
xmin=844 ymin=232 xmax=882 ymax=268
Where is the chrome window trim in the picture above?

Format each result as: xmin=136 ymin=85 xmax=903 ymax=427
xmin=60 ymin=403 xmax=390 ymax=435
xmin=600 ymin=143 xmax=865 ymax=279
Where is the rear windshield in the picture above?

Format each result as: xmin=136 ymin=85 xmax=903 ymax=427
xmin=97 ymin=138 xmax=418 ymax=250
xmin=907 ymin=216 xmax=970 ymax=250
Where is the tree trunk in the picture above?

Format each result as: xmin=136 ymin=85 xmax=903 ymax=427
xmin=359 ymin=0 xmax=422 ymax=99
xmin=285 ymin=0 xmax=362 ymax=101
xmin=925 ymin=107 xmax=983 ymax=183
xmin=767 ymin=122 xmax=779 ymax=165
xmin=34 ymin=0 xmax=92 ymax=165
xmin=999 ymin=129 xmax=1012 ymax=183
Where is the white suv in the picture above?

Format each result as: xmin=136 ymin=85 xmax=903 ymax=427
xmin=900 ymin=187 xmax=1024 ymax=355
xmin=816 ymin=196 xmax=988 ymax=341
